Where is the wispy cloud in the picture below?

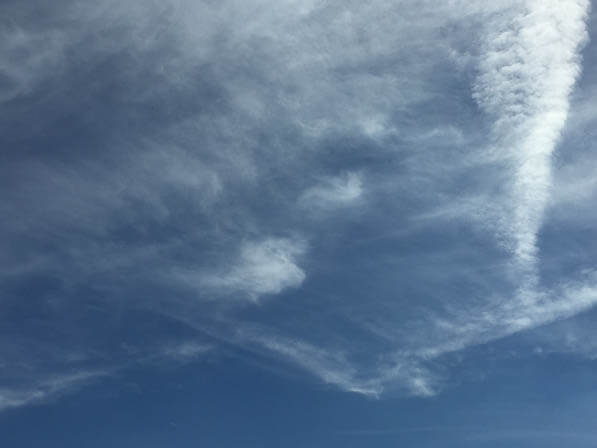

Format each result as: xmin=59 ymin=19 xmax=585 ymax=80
xmin=158 ymin=341 xmax=213 ymax=362
xmin=473 ymin=0 xmax=590 ymax=279
xmin=0 ymin=338 xmax=214 ymax=411
xmin=245 ymin=331 xmax=382 ymax=396
xmin=252 ymin=0 xmax=595 ymax=396
xmin=0 ymin=370 xmax=109 ymax=412
xmin=198 ymin=238 xmax=307 ymax=302
xmin=299 ymin=172 xmax=363 ymax=210
xmin=1 ymin=0 xmax=596 ymax=410
xmin=0 ymin=24 xmax=66 ymax=102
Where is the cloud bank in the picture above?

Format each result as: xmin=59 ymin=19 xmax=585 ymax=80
xmin=0 ymin=0 xmax=596 ymax=408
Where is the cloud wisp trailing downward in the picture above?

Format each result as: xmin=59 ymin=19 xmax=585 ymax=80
xmin=473 ymin=0 xmax=590 ymax=284
xmin=367 ymin=0 xmax=594 ymax=394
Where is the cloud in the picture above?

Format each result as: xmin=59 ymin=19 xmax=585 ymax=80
xmin=0 ymin=370 xmax=108 ymax=412
xmin=245 ymin=331 xmax=382 ymax=396
xmin=1 ymin=0 xmax=597 ymax=410
xmin=262 ymin=268 xmax=597 ymax=398
xmin=0 ymin=338 xmax=214 ymax=411
xmin=198 ymin=238 xmax=307 ymax=302
xmin=473 ymin=0 xmax=590 ymax=276
xmin=413 ymin=270 xmax=597 ymax=360
xmin=0 ymin=24 xmax=66 ymax=102
xmin=159 ymin=341 xmax=213 ymax=362
xmin=299 ymin=172 xmax=363 ymax=210
xmin=253 ymin=0 xmax=596 ymax=396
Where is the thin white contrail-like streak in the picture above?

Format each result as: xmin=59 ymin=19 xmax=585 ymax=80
xmin=474 ymin=0 xmax=590 ymax=287
xmin=373 ymin=0 xmax=592 ymax=396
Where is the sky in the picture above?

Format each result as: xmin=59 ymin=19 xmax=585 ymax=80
xmin=1 ymin=0 xmax=597 ymax=446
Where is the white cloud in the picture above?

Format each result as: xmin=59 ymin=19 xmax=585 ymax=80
xmin=2 ymin=0 xmax=596 ymax=408
xmin=200 ymin=238 xmax=307 ymax=302
xmin=0 ymin=370 xmax=108 ymax=412
xmin=270 ymin=270 xmax=597 ymax=398
xmin=412 ymin=270 xmax=597 ymax=360
xmin=248 ymin=0 xmax=596 ymax=396
xmin=473 ymin=0 xmax=590 ymax=278
xmin=160 ymin=341 xmax=212 ymax=361
xmin=246 ymin=332 xmax=382 ymax=396
xmin=299 ymin=172 xmax=363 ymax=210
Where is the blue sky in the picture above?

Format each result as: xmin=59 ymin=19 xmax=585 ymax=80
xmin=2 ymin=0 xmax=597 ymax=446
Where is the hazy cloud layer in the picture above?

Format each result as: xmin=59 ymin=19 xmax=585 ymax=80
xmin=1 ymin=0 xmax=596 ymax=408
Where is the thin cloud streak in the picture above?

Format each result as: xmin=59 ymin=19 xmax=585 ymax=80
xmin=0 ymin=370 xmax=109 ymax=412
xmin=474 ymin=0 xmax=590 ymax=280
